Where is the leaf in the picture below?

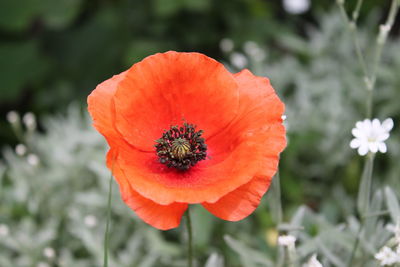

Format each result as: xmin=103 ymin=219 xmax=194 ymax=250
xmin=290 ymin=206 xmax=307 ymax=228
xmin=267 ymin=173 xmax=283 ymax=224
xmin=317 ymin=238 xmax=345 ymax=266
xmin=357 ymin=155 xmax=374 ymax=217
xmin=365 ymin=189 xmax=383 ymax=241
xmin=384 ymin=186 xmax=400 ymax=223
xmin=224 ymin=235 xmax=274 ymax=267
xmin=205 ymin=252 xmax=224 ymax=267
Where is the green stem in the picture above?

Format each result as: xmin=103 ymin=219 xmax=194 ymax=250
xmin=286 ymin=247 xmax=296 ymax=267
xmin=353 ymin=0 xmax=363 ymax=23
xmin=366 ymin=89 xmax=373 ymax=119
xmin=366 ymin=0 xmax=398 ymax=117
xmin=347 ymin=223 xmax=364 ymax=267
xmin=386 ymin=0 xmax=400 ymax=27
xmin=357 ymin=153 xmax=374 ymax=218
xmin=273 ymin=171 xmax=284 ymax=267
xmin=103 ymin=161 xmax=115 ymax=267
xmin=337 ymin=1 xmax=369 ymax=78
xmin=349 ymin=153 xmax=374 ymax=266
xmin=352 ymin=0 xmax=364 ymax=22
xmin=185 ymin=209 xmax=193 ymax=267
xmin=274 ymin=171 xmax=283 ymax=225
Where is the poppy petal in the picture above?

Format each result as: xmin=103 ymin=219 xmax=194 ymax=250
xmin=113 ymin=51 xmax=239 ymax=151
xmin=87 ymin=71 xmax=128 ymax=147
xmin=114 ymin=69 xmax=285 ymax=205
xmin=116 ymin=143 xmax=279 ymax=205
xmin=107 ymin=150 xmax=188 ymax=230
xmin=207 ymin=69 xmax=285 ymax=161
xmin=202 ymin=175 xmax=272 ymax=221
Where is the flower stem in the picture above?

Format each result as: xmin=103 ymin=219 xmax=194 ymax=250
xmin=348 ymin=153 xmax=374 ymax=266
xmin=357 ymin=153 xmax=375 ymax=216
xmin=347 ymin=222 xmax=364 ymax=267
xmin=367 ymin=0 xmax=399 ymax=117
xmin=273 ymin=172 xmax=284 ymax=266
xmin=185 ymin=208 xmax=193 ymax=267
xmin=352 ymin=0 xmax=364 ymax=22
xmin=272 ymin=171 xmax=283 ymax=225
xmin=103 ymin=159 xmax=115 ymax=267
xmin=337 ymin=0 xmax=399 ymax=118
xmin=336 ymin=0 xmax=369 ymax=78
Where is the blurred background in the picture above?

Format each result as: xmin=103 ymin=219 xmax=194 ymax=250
xmin=1 ymin=0 xmax=400 ymax=266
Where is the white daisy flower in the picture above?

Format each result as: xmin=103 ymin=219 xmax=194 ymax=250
xmin=23 ymin=112 xmax=36 ymax=130
xmin=303 ymin=254 xmax=323 ymax=267
xmin=219 ymin=38 xmax=234 ymax=53
xmin=37 ymin=262 xmax=50 ymax=267
xmin=84 ymin=214 xmax=98 ymax=228
xmin=278 ymin=235 xmax=296 ymax=248
xmin=27 ymin=154 xmax=40 ymax=166
xmin=0 ymin=224 xmax=9 ymax=236
xmin=230 ymin=52 xmax=248 ymax=69
xmin=15 ymin=144 xmax=27 ymax=156
xmin=386 ymin=221 xmax=400 ymax=244
xmin=43 ymin=247 xmax=55 ymax=259
xmin=350 ymin=118 xmax=393 ymax=156
xmin=375 ymin=246 xmax=400 ymax=266
xmin=6 ymin=111 xmax=19 ymax=124
xmin=283 ymin=0 xmax=310 ymax=15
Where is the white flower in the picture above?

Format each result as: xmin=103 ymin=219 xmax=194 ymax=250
xmin=283 ymin=0 xmax=310 ymax=14
xmin=0 ymin=224 xmax=9 ymax=236
xmin=6 ymin=111 xmax=19 ymax=124
xmin=350 ymin=118 xmax=393 ymax=156
xmin=243 ymin=41 xmax=266 ymax=62
xmin=23 ymin=112 xmax=36 ymax=130
xmin=219 ymin=38 xmax=234 ymax=53
xmin=43 ymin=247 xmax=55 ymax=259
xmin=37 ymin=262 xmax=50 ymax=267
xmin=27 ymin=154 xmax=40 ymax=166
xmin=84 ymin=214 xmax=98 ymax=228
xmin=387 ymin=221 xmax=400 ymax=244
xmin=15 ymin=144 xmax=27 ymax=156
xmin=303 ymin=254 xmax=323 ymax=267
xmin=230 ymin=52 xmax=248 ymax=69
xmin=375 ymin=246 xmax=400 ymax=266
xmin=278 ymin=235 xmax=296 ymax=248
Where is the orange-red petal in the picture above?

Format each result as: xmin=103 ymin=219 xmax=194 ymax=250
xmin=112 ymin=68 xmax=285 ymax=205
xmin=113 ymin=51 xmax=239 ymax=151
xmin=87 ymin=71 xmax=127 ymax=147
xmin=202 ymin=174 xmax=272 ymax=221
xmin=107 ymin=150 xmax=188 ymax=230
xmin=88 ymin=52 xmax=286 ymax=225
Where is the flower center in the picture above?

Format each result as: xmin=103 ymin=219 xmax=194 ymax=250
xmin=155 ymin=123 xmax=207 ymax=171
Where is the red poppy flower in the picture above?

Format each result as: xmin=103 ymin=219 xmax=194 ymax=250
xmin=88 ymin=51 xmax=286 ymax=230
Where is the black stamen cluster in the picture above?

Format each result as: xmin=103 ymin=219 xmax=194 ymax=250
xmin=155 ymin=123 xmax=207 ymax=171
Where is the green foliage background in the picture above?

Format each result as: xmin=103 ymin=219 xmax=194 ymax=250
xmin=1 ymin=0 xmax=400 ymax=266
xmin=0 ymin=0 xmax=383 ymax=144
